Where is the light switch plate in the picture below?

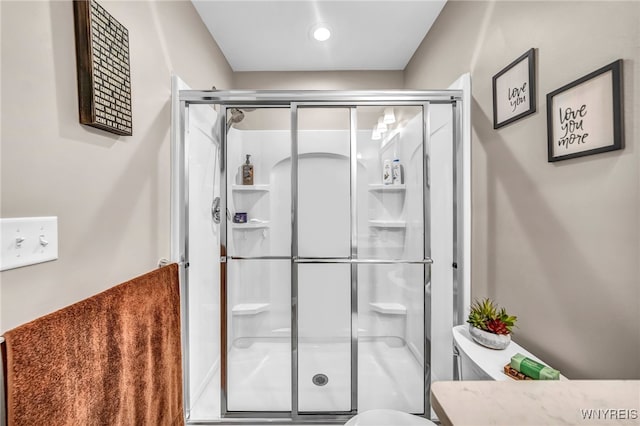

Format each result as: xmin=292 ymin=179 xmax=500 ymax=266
xmin=0 ymin=217 xmax=58 ymax=271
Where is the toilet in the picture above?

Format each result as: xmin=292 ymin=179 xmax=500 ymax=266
xmin=344 ymin=409 xmax=436 ymax=426
xmin=343 ymin=326 xmax=565 ymax=426
xmin=452 ymin=324 xmax=567 ymax=380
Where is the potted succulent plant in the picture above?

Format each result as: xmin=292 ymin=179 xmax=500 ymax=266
xmin=467 ymin=298 xmax=517 ymax=350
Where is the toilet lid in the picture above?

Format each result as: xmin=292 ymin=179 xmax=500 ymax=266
xmin=452 ymin=325 xmax=566 ymax=381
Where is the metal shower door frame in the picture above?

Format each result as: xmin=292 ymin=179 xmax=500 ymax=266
xmin=176 ymin=90 xmax=463 ymax=425
xmin=289 ymin=103 xmax=359 ymax=419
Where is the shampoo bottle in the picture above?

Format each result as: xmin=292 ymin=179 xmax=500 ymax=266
xmin=382 ymin=160 xmax=393 ymax=185
xmin=392 ymin=158 xmax=404 ymax=184
xmin=242 ymin=154 xmax=254 ymax=185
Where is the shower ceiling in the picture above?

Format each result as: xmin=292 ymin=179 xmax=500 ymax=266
xmin=191 ymin=0 xmax=447 ymax=71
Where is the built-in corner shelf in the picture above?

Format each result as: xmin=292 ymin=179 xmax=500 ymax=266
xmin=231 ymin=303 xmax=270 ymax=316
xmin=231 ymin=184 xmax=270 ymax=192
xmin=370 ymin=302 xmax=407 ymax=315
xmin=368 ymin=184 xmax=406 ymax=192
xmin=231 ymin=221 xmax=270 ymax=229
xmin=368 ymin=220 xmax=406 ymax=229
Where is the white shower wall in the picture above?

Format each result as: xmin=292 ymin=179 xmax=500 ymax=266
xmin=227 ymin=128 xmax=290 ymax=258
xmin=186 ymin=104 xmax=221 ymax=417
xmin=391 ymin=113 xmax=428 ymax=370
xmin=428 ymin=103 xmax=455 ymax=384
xmin=226 ymin=126 xmax=427 ymax=414
xmin=225 ymin=127 xmax=426 ymax=342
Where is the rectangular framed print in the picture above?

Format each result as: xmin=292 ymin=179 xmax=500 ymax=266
xmin=493 ymin=48 xmax=536 ymax=129
xmin=547 ymin=59 xmax=623 ymax=162
xmin=73 ymin=0 xmax=132 ymax=136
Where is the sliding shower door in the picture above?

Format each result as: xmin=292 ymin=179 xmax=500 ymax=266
xmin=176 ymin=89 xmax=465 ymax=424
xmin=354 ymin=106 xmax=427 ymax=413
xmin=224 ymin=108 xmax=292 ymax=413
xmin=292 ymin=104 xmax=429 ymax=416
xmin=295 ymin=107 xmax=353 ymax=413
xmin=211 ymin=97 xmax=441 ymax=420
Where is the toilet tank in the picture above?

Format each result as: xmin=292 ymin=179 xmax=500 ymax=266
xmin=452 ymin=325 xmax=567 ymax=381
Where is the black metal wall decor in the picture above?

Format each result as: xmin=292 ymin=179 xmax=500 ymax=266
xmin=73 ymin=0 xmax=132 ymax=136
xmin=546 ymin=60 xmax=623 ymax=162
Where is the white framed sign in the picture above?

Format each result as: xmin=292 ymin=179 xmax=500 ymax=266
xmin=546 ymin=60 xmax=624 ymax=162
xmin=492 ymin=48 xmax=536 ymax=129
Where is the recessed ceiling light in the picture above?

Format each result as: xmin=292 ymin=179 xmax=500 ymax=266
xmin=313 ymin=27 xmax=331 ymax=42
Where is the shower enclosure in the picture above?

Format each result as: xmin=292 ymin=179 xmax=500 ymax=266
xmin=171 ymin=84 xmax=467 ymax=424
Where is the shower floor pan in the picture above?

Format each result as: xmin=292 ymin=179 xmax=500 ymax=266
xmin=190 ymin=339 xmax=424 ymax=420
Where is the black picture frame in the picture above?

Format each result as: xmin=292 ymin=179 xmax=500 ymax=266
xmin=492 ymin=48 xmax=536 ymax=129
xmin=546 ymin=59 xmax=623 ymax=162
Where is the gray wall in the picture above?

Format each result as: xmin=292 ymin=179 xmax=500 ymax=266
xmin=0 ymin=0 xmax=233 ymax=332
xmin=405 ymin=0 xmax=640 ymax=379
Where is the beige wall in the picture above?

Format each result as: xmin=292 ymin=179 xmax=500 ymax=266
xmin=405 ymin=1 xmax=640 ymax=379
xmin=3 ymin=0 xmax=638 ymax=381
xmin=232 ymin=70 xmax=404 ymax=130
xmin=0 ymin=0 xmax=233 ymax=332
xmin=234 ymin=70 xmax=404 ymax=90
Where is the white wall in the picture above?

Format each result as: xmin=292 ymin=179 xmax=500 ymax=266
xmin=426 ymin=104 xmax=454 ymax=382
xmin=405 ymin=0 xmax=640 ymax=379
xmin=0 ymin=0 xmax=233 ymax=332
xmin=184 ymin=104 xmax=221 ymax=414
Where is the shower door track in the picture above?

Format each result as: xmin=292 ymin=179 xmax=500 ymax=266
xmin=176 ymin=90 xmax=464 ymax=425
xmin=222 ymin=257 xmax=433 ymax=264
xmin=292 ymin=258 xmax=433 ymax=264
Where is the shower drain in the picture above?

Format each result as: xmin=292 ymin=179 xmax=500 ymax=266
xmin=312 ymin=373 xmax=329 ymax=387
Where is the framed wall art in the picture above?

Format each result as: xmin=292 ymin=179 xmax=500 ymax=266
xmin=492 ymin=48 xmax=536 ymax=129
xmin=546 ymin=59 xmax=623 ymax=162
xmin=73 ymin=0 xmax=132 ymax=136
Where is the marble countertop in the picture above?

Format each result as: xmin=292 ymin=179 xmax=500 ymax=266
xmin=431 ymin=380 xmax=640 ymax=425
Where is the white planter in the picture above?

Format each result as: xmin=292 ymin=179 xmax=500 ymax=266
xmin=469 ymin=324 xmax=511 ymax=350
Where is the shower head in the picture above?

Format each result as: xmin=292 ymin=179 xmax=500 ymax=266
xmin=227 ymin=108 xmax=245 ymax=131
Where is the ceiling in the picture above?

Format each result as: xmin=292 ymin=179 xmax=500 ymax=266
xmin=191 ymin=1 xmax=447 ymax=72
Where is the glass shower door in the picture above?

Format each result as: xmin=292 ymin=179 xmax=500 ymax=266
xmin=175 ymin=89 xmax=464 ymax=424
xmin=355 ymin=105 xmax=427 ymax=414
xmin=221 ymin=102 xmax=431 ymax=417
xmin=295 ymin=107 xmax=354 ymax=413
xmin=293 ymin=104 xmax=429 ymax=416
xmin=224 ymin=107 xmax=292 ymax=413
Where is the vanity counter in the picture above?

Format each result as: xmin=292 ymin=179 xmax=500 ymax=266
xmin=431 ymin=380 xmax=640 ymax=425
